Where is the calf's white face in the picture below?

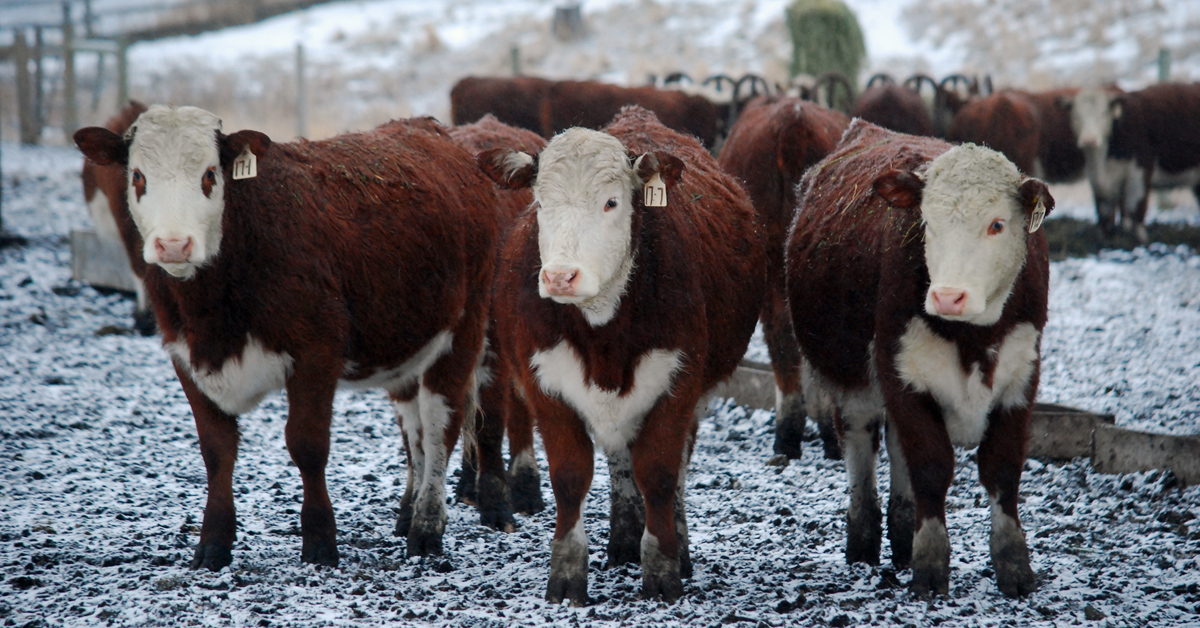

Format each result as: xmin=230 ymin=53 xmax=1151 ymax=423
xmin=875 ymin=144 xmax=1052 ymax=326
xmin=532 ymin=129 xmax=638 ymax=312
xmin=1069 ymin=88 xmax=1120 ymax=151
xmin=125 ymin=105 xmax=227 ymax=279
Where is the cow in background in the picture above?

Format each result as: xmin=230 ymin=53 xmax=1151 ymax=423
xmin=451 ymin=76 xmax=553 ymax=137
xmin=948 ymin=90 xmax=1042 ymax=175
xmin=479 ymin=106 xmax=764 ymax=604
xmin=788 ymin=120 xmax=1049 ymax=597
xmin=851 ymin=79 xmax=935 ymax=137
xmin=80 ymin=100 xmax=154 ymax=335
xmin=1066 ymin=83 xmax=1200 ymax=242
xmin=448 ymin=115 xmax=547 ymax=520
xmin=75 ymin=106 xmax=498 ymax=568
xmin=717 ymin=95 xmax=849 ymax=460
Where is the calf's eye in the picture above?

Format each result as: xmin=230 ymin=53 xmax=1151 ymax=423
xmin=987 ymin=219 xmax=1006 ymax=236
xmin=604 ymin=198 xmax=619 ymax=211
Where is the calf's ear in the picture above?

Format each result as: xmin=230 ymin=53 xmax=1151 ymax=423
xmin=219 ymin=130 xmax=272 ymax=168
xmin=633 ymin=152 xmax=685 ymax=186
xmin=1018 ymin=178 xmax=1054 ymax=232
xmin=873 ymin=169 xmax=924 ymax=209
xmin=74 ymin=127 xmax=129 ymax=167
xmin=477 ymin=148 xmax=538 ymax=190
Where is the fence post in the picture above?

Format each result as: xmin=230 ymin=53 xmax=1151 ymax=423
xmin=117 ymin=37 xmax=129 ymax=107
xmin=296 ymin=43 xmax=307 ymax=138
xmin=14 ymin=30 xmax=39 ymax=145
xmin=510 ymin=45 xmax=520 ymax=76
xmin=63 ymin=2 xmax=79 ymax=141
xmin=34 ymin=27 xmax=44 ymax=134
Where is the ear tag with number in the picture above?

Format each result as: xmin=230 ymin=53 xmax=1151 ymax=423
xmin=1028 ymin=197 xmax=1046 ymax=233
xmin=232 ymin=146 xmax=257 ymax=180
xmin=643 ymin=172 xmax=667 ymax=207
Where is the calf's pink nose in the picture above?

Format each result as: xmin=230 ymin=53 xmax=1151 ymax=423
xmin=542 ymin=269 xmax=579 ymax=296
xmin=155 ymin=237 xmax=194 ymax=264
xmin=931 ymin=288 xmax=967 ymax=316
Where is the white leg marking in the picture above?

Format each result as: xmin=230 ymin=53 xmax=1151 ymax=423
xmin=913 ymin=517 xmax=950 ymax=569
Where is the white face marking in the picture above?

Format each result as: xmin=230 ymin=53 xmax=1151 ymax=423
xmin=895 ymin=318 xmax=1040 ymax=448
xmin=530 ymin=341 xmax=682 ymax=454
xmin=920 ymin=145 xmax=1030 ymax=325
xmin=533 ymin=129 xmax=638 ymax=326
xmin=126 ymin=105 xmax=227 ymax=279
xmin=1070 ymin=88 xmax=1118 ymax=150
xmin=166 ymin=335 xmax=293 ymax=416
xmin=342 ymin=330 xmax=453 ymax=395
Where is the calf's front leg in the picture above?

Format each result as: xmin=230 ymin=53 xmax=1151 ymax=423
xmin=978 ymin=404 xmax=1037 ymax=597
xmin=537 ymin=398 xmax=594 ymax=606
xmin=176 ymin=364 xmax=240 ymax=571
xmin=284 ymin=364 xmax=340 ymax=567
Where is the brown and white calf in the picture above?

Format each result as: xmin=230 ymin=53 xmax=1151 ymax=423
xmin=74 ymin=105 xmax=497 ymax=569
xmin=1067 ymin=83 xmax=1200 ymax=243
xmin=479 ymin=106 xmax=764 ymax=604
xmin=448 ymin=114 xmax=548 ymax=521
xmin=80 ymin=100 xmax=155 ymax=334
xmin=716 ymin=95 xmax=848 ymax=460
xmin=788 ymin=120 xmax=1050 ymax=597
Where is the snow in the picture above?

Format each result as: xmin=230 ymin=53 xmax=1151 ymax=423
xmin=2 ymin=140 xmax=1199 ymax=627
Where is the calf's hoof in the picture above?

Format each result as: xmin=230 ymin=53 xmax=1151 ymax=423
xmin=509 ymin=466 xmax=545 ymax=515
xmin=393 ymin=505 xmax=413 ymax=538
xmin=546 ymin=572 xmax=589 ymax=606
xmin=772 ymin=422 xmax=804 ymax=460
xmin=301 ymin=536 xmax=339 ymax=567
xmin=133 ymin=310 xmax=157 ymax=336
xmin=993 ymin=546 xmax=1037 ymax=597
xmin=476 ymin=473 xmax=517 ymax=533
xmin=406 ymin=528 xmax=444 ymax=557
xmin=909 ymin=565 xmax=950 ymax=598
xmin=190 ymin=541 xmax=232 ymax=572
xmin=642 ymin=571 xmax=684 ymax=604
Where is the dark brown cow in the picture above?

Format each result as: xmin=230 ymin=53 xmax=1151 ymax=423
xmin=1067 ymin=83 xmax=1200 ymax=242
xmin=948 ymin=90 xmax=1042 ymax=174
xmin=80 ymin=100 xmax=155 ymax=335
xmin=450 ymin=76 xmax=553 ymax=136
xmin=788 ymin=120 xmax=1051 ymax=597
xmin=547 ymin=80 xmax=724 ymax=149
xmin=1024 ymin=88 xmax=1085 ymax=183
xmin=479 ymin=106 xmax=765 ymax=604
xmin=851 ymin=83 xmax=935 ymax=137
xmin=447 ymin=115 xmax=547 ymax=519
xmin=716 ymin=95 xmax=849 ymax=460
xmin=74 ymin=106 xmax=498 ymax=569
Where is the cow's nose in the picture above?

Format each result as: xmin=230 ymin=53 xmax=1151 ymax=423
xmin=541 ymin=268 xmax=580 ymax=297
xmin=931 ymin=288 xmax=967 ymax=316
xmin=155 ymin=237 xmax=194 ymax=263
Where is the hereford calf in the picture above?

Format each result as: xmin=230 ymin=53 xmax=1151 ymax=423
xmin=74 ymin=105 xmax=497 ymax=569
xmin=80 ymin=100 xmax=154 ymax=334
xmin=717 ymin=95 xmax=848 ymax=460
xmin=1067 ymin=83 xmax=1200 ymax=242
xmin=851 ymin=83 xmax=935 ymax=137
xmin=480 ymin=106 xmax=764 ymax=604
xmin=448 ymin=115 xmax=547 ymax=520
xmin=948 ymin=90 xmax=1042 ymax=175
xmin=788 ymin=120 xmax=1050 ymax=597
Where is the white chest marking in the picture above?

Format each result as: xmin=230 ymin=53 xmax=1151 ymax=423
xmin=530 ymin=341 xmax=682 ymax=453
xmin=166 ymin=335 xmax=294 ymax=416
xmin=894 ymin=318 xmax=1039 ymax=448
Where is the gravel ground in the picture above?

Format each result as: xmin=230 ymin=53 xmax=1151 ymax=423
xmin=1 ymin=144 xmax=1198 ymax=628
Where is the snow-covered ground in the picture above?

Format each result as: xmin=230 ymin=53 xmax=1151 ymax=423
xmin=2 ymin=132 xmax=1199 ymax=628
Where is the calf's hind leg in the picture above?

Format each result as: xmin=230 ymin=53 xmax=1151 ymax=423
xmin=176 ymin=366 xmax=240 ymax=571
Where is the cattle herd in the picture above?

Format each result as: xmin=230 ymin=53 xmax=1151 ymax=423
xmin=68 ymin=66 xmax=1198 ymax=607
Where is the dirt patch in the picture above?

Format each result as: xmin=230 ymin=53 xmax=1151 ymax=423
xmin=1044 ymin=218 xmax=1200 ymax=260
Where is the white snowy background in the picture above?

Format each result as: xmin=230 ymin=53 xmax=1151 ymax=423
xmin=2 ymin=1 xmax=1200 ymax=627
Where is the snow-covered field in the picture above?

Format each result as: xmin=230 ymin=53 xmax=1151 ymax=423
xmin=2 ymin=132 xmax=1199 ymax=628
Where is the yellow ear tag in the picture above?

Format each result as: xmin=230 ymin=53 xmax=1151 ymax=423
xmin=1028 ymin=197 xmax=1046 ymax=233
xmin=232 ymin=146 xmax=257 ymax=180
xmin=643 ymin=172 xmax=667 ymax=207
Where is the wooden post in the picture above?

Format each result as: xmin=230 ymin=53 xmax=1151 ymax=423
xmin=1158 ymin=48 xmax=1170 ymax=83
xmin=14 ymin=30 xmax=39 ymax=145
xmin=63 ymin=2 xmax=79 ymax=141
xmin=295 ymin=43 xmax=307 ymax=138
xmin=117 ymin=37 xmax=129 ymax=107
xmin=510 ymin=45 xmax=520 ymax=76
xmin=34 ymin=27 xmax=44 ymax=134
